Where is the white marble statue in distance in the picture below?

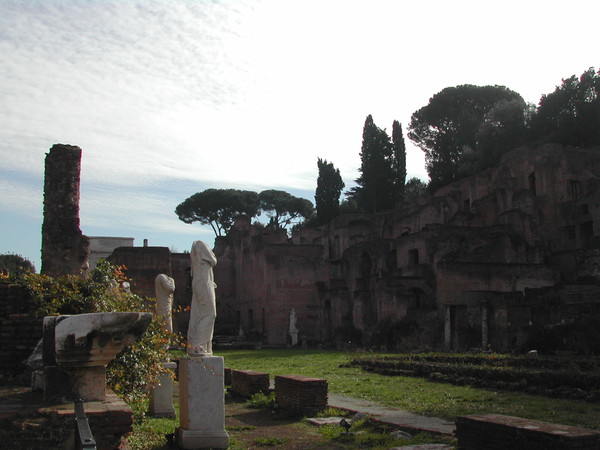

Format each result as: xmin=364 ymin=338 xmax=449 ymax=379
xmin=155 ymin=274 xmax=175 ymax=334
xmin=187 ymin=240 xmax=218 ymax=356
xmin=289 ymin=308 xmax=299 ymax=346
xmin=289 ymin=308 xmax=298 ymax=334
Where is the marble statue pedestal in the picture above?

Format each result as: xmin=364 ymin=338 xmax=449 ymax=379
xmin=176 ymin=356 xmax=229 ymax=449
xmin=149 ymin=361 xmax=177 ymax=418
xmin=290 ymin=330 xmax=299 ymax=346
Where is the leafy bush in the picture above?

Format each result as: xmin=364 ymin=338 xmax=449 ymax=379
xmin=7 ymin=260 xmax=173 ymax=403
xmin=246 ymin=391 xmax=276 ymax=409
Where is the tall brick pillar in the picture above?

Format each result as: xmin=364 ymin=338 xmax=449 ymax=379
xmin=41 ymin=144 xmax=90 ymax=276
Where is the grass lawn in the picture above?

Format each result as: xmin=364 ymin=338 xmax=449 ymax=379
xmin=220 ymin=349 xmax=600 ymax=430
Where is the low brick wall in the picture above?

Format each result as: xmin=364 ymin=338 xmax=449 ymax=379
xmin=231 ymin=369 xmax=270 ymax=397
xmin=274 ymin=374 xmax=327 ymax=416
xmin=0 ymin=388 xmax=133 ymax=450
xmin=0 ymin=284 xmax=42 ymax=377
xmin=0 ymin=314 xmax=43 ymax=376
xmin=456 ymin=414 xmax=600 ymax=449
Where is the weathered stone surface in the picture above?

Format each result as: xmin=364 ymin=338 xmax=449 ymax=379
xmin=51 ymin=312 xmax=152 ymax=367
xmin=230 ymin=369 xmax=269 ymax=398
xmin=149 ymin=361 xmax=177 ymax=418
xmin=0 ymin=387 xmax=133 ymax=450
xmin=41 ymin=143 xmax=89 ymax=277
xmin=456 ymin=413 xmax=600 ymax=449
xmin=177 ymin=356 xmax=229 ymax=449
xmin=275 ymin=374 xmax=328 ymax=415
xmin=107 ymin=144 xmax=600 ymax=353
xmin=43 ymin=312 xmax=151 ymax=402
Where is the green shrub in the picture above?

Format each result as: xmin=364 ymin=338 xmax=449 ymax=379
xmin=253 ymin=437 xmax=287 ymax=446
xmin=10 ymin=260 xmax=173 ymax=403
xmin=246 ymin=391 xmax=276 ymax=409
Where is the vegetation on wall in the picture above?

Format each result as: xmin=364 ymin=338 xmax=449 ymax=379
xmin=0 ymin=253 xmax=36 ymax=276
xmin=1 ymin=260 xmax=172 ymax=402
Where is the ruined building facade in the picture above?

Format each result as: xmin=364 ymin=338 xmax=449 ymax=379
xmin=211 ymin=144 xmax=600 ymax=352
xmin=41 ymin=144 xmax=90 ymax=277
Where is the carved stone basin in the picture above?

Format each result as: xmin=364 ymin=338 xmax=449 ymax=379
xmin=52 ymin=312 xmax=152 ymax=367
xmin=43 ymin=312 xmax=152 ymax=402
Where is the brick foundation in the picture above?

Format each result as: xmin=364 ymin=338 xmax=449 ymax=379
xmin=0 ymin=284 xmax=42 ymax=377
xmin=0 ymin=387 xmax=133 ymax=450
xmin=274 ymin=374 xmax=327 ymax=416
xmin=456 ymin=413 xmax=600 ymax=449
xmin=231 ymin=369 xmax=270 ymax=397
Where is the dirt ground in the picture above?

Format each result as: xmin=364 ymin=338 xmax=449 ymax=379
xmin=224 ymin=396 xmax=349 ymax=450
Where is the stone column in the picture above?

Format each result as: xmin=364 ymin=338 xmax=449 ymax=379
xmin=41 ymin=144 xmax=90 ymax=277
xmin=177 ymin=356 xmax=229 ymax=449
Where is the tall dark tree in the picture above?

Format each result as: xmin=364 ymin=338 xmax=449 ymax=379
xmin=350 ymin=115 xmax=397 ymax=213
xmin=175 ymin=188 xmax=259 ymax=236
xmin=258 ymin=190 xmax=314 ymax=229
xmin=315 ymin=158 xmax=345 ymax=224
xmin=529 ymin=67 xmax=600 ymax=147
xmin=392 ymin=120 xmax=407 ymax=204
xmin=408 ymin=85 xmax=524 ymax=191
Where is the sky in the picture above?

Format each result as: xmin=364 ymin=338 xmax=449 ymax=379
xmin=1 ymin=0 xmax=598 ymax=271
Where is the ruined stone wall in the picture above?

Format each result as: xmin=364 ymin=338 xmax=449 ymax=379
xmin=0 ymin=284 xmax=42 ymax=376
xmin=262 ymin=244 xmax=325 ymax=345
xmin=41 ymin=144 xmax=89 ymax=277
xmin=171 ymin=252 xmax=191 ymax=335
xmin=108 ymin=247 xmax=171 ymax=298
xmin=116 ymin=144 xmax=600 ymax=352
xmin=436 ymin=262 xmax=558 ymax=307
xmin=214 ymin=223 xmax=326 ymax=345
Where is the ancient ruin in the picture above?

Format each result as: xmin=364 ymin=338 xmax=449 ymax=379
xmin=43 ymin=312 xmax=152 ymax=403
xmin=41 ymin=144 xmax=90 ymax=277
xmin=105 ymin=143 xmax=600 ymax=354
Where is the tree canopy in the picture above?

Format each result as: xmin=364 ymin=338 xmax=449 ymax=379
xmin=258 ymin=189 xmax=314 ymax=229
xmin=529 ymin=67 xmax=600 ymax=147
xmin=315 ymin=158 xmax=345 ymax=224
xmin=404 ymin=177 xmax=428 ymax=205
xmin=408 ymin=85 xmax=525 ymax=191
xmin=175 ymin=188 xmax=259 ymax=236
xmin=349 ymin=115 xmax=407 ymax=213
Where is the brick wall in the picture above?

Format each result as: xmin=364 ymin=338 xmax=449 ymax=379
xmin=456 ymin=414 xmax=600 ymax=449
xmin=0 ymin=284 xmax=42 ymax=376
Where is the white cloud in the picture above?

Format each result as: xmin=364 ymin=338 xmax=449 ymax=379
xmin=1 ymin=0 xmax=598 ymax=263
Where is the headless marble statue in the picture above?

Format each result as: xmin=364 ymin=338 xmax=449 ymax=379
xmin=187 ymin=240 xmax=217 ymax=356
xmin=155 ymin=274 xmax=175 ymax=334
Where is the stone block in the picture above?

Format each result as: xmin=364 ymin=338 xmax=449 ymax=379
xmin=149 ymin=361 xmax=176 ymax=418
xmin=231 ymin=369 xmax=270 ymax=397
xmin=177 ymin=356 xmax=229 ymax=449
xmin=456 ymin=414 xmax=600 ymax=449
xmin=275 ymin=374 xmax=328 ymax=415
